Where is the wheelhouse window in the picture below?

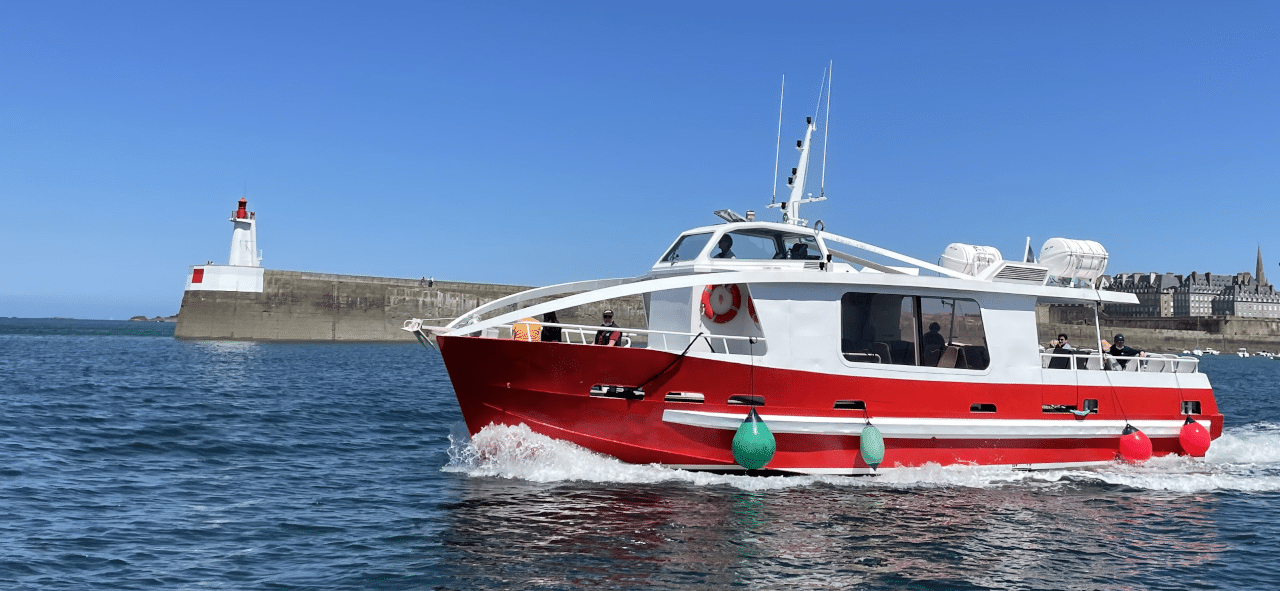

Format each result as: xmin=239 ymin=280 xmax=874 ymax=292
xmin=711 ymin=229 xmax=821 ymax=260
xmin=841 ymin=293 xmax=989 ymax=370
xmin=661 ymin=233 xmax=713 ymax=263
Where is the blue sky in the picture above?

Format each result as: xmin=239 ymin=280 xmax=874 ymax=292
xmin=2 ymin=1 xmax=1277 ymax=319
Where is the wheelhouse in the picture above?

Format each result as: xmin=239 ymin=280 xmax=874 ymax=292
xmin=652 ymin=223 xmax=827 ymax=275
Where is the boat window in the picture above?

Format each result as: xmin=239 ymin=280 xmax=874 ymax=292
xmin=714 ymin=229 xmax=820 ymax=260
xmin=840 ymin=293 xmax=917 ymax=365
xmin=661 ymin=233 xmax=713 ymax=263
xmin=841 ymin=293 xmax=989 ymax=369
xmin=919 ymin=297 xmax=989 ymax=369
xmin=779 ymin=234 xmax=822 ymax=260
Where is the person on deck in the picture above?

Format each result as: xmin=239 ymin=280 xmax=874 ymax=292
xmin=1107 ymin=334 xmax=1145 ymax=369
xmin=713 ymin=235 xmax=735 ymax=259
xmin=540 ymin=312 xmax=562 ymax=343
xmin=594 ymin=310 xmax=621 ymax=346
xmin=1048 ymin=333 xmax=1075 ymax=369
xmin=922 ymin=322 xmax=946 ymax=364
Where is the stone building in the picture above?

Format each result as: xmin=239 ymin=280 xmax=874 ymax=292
xmin=1102 ymin=248 xmax=1280 ymax=319
xmin=1216 ymin=272 xmax=1280 ymax=318
xmin=1175 ymin=272 xmax=1231 ymax=317
xmin=1101 ymin=272 xmax=1177 ymax=317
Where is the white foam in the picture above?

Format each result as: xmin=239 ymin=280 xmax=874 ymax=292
xmin=1205 ymin=422 xmax=1280 ymax=464
xmin=442 ymin=423 xmax=1280 ymax=493
xmin=442 ymin=423 xmax=834 ymax=490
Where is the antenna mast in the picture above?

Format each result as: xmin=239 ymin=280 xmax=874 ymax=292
xmin=768 ymin=64 xmax=830 ymax=226
xmin=771 ymin=76 xmax=785 ymax=204
xmin=820 ymin=60 xmax=832 ymax=197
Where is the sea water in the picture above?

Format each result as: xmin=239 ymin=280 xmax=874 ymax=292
xmin=1 ymin=318 xmax=1278 ymax=590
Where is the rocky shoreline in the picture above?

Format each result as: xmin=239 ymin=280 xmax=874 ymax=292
xmin=129 ymin=315 xmax=178 ymax=323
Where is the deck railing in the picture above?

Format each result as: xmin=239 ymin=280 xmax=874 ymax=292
xmin=409 ymin=318 xmax=765 ymax=355
xmin=528 ymin=322 xmax=763 ymax=354
xmin=1040 ymin=351 xmax=1199 ymax=373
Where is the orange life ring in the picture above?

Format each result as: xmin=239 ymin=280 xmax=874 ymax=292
xmin=748 ymin=296 xmax=759 ymax=323
xmin=701 ymin=284 xmax=742 ymax=323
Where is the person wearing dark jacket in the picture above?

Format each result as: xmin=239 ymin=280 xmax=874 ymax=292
xmin=1107 ymin=334 xmax=1144 ymax=369
xmin=1048 ymin=333 xmax=1075 ymax=369
xmin=540 ymin=311 xmax=562 ymax=343
xmin=594 ymin=310 xmax=621 ymax=346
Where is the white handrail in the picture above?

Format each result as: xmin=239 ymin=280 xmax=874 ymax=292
xmin=443 ymin=277 xmax=637 ymax=329
xmin=533 ymin=322 xmax=757 ymax=341
xmin=818 ymin=231 xmax=975 ymax=280
xmin=517 ymin=321 xmax=763 ymax=354
xmin=1039 ymin=351 xmax=1198 ymax=373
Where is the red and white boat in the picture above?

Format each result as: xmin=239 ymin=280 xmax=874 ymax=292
xmin=407 ymin=86 xmax=1221 ymax=474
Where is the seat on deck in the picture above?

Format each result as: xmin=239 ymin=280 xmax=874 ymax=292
xmin=937 ymin=346 xmax=960 ymax=368
xmin=961 ymin=345 xmax=989 ymax=370
xmin=872 ymin=342 xmax=892 ymax=365
xmin=889 ymin=340 xmax=916 ymax=365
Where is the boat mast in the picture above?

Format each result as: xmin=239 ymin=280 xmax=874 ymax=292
xmin=769 ymin=65 xmax=830 ymax=226
xmin=784 ymin=118 xmax=817 ymax=225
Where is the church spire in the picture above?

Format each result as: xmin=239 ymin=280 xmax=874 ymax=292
xmin=1258 ymin=245 xmax=1268 ymax=286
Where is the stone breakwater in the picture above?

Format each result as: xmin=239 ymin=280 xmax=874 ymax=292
xmin=176 ymin=271 xmax=1280 ymax=348
xmin=1038 ymin=305 xmax=1280 ymax=352
xmin=175 ymin=270 xmax=644 ymax=341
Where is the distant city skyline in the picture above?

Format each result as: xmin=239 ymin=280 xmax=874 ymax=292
xmin=2 ymin=1 xmax=1278 ymax=319
xmin=1103 ymin=247 xmax=1280 ymax=320
xmin=1110 ymin=245 xmax=1276 ymax=283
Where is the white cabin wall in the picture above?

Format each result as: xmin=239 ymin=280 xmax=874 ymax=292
xmin=647 ymin=288 xmax=695 ymax=352
xmin=750 ymin=284 xmax=837 ymax=373
xmin=974 ymin=293 xmax=1042 ymax=385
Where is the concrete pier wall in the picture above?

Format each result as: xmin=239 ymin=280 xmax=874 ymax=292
xmin=175 ymin=270 xmax=646 ymax=341
xmin=1037 ymin=305 xmax=1280 ymax=352
xmin=177 ymin=270 xmax=1280 ymax=348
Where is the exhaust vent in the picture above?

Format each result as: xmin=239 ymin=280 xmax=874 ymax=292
xmin=992 ymin=264 xmax=1049 ymax=285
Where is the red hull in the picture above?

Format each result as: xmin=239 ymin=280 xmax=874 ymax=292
xmin=438 ymin=336 xmax=1223 ymax=473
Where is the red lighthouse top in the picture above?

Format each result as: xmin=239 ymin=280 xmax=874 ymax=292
xmin=235 ymin=198 xmax=248 ymax=219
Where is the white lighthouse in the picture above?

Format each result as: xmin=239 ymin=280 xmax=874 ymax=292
xmin=184 ymin=198 xmax=267 ymax=293
xmin=228 ymin=198 xmax=261 ymax=267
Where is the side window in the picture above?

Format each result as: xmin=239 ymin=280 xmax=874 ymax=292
xmin=661 ymin=233 xmax=713 ymax=263
xmin=840 ymin=293 xmax=918 ymax=365
xmin=919 ymin=297 xmax=989 ymax=370
xmin=719 ymin=232 xmax=781 ymax=259
xmin=843 ymin=293 xmax=988 ymax=370
xmin=780 ymin=235 xmax=821 ymax=260
xmin=711 ymin=230 xmax=822 ymax=260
